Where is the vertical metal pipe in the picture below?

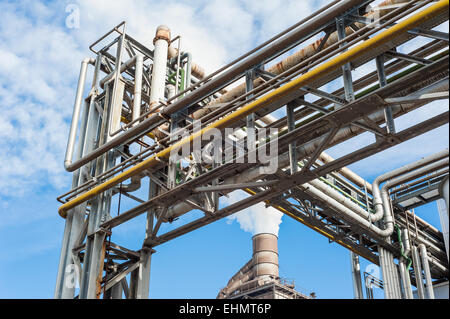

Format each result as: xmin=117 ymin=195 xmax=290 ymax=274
xmin=132 ymin=54 xmax=144 ymax=124
xmin=399 ymin=260 xmax=413 ymax=299
xmin=149 ymin=25 xmax=170 ymax=109
xmin=350 ymin=251 xmax=364 ymax=299
xmin=419 ymin=244 xmax=435 ymax=299
xmin=411 ymin=245 xmax=425 ymax=299
xmin=64 ymin=58 xmax=94 ymax=170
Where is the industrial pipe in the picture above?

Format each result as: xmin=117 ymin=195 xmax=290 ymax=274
xmin=372 ymin=149 xmax=449 ymax=222
xmin=58 ymin=0 xmax=449 ymax=218
xmin=150 ymin=25 xmax=171 ymax=109
xmin=64 ymin=58 xmax=95 ymax=170
xmin=419 ymin=244 xmax=435 ymax=299
xmin=411 ymin=245 xmax=426 ymax=299
xmin=132 ymin=54 xmax=144 ymax=124
xmin=439 ymin=176 xmax=449 ymax=216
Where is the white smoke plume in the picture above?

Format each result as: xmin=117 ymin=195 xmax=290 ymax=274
xmin=224 ymin=190 xmax=283 ymax=236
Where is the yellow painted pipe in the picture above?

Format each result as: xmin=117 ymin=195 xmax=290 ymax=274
xmin=58 ymin=0 xmax=448 ymax=218
xmin=121 ymin=116 xmax=155 ymax=139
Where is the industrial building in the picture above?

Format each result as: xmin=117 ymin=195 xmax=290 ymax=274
xmin=54 ymin=0 xmax=449 ymax=299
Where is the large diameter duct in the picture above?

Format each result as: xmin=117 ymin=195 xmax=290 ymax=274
xmin=150 ymin=25 xmax=171 ymax=110
xmin=252 ymin=233 xmax=279 ymax=280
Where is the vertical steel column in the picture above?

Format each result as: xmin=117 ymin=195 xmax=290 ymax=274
xmin=411 ymin=245 xmax=426 ymax=299
xmin=286 ymin=101 xmax=297 ymax=174
xmin=376 ymin=54 xmax=396 ymax=134
xmin=336 ymin=17 xmax=355 ymax=103
xmin=79 ymin=81 xmax=116 ymax=299
xmin=350 ymin=251 xmax=364 ymax=299
xmin=55 ymin=55 xmax=102 ymax=299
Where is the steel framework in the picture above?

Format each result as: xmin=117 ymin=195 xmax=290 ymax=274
xmin=55 ymin=0 xmax=449 ymax=299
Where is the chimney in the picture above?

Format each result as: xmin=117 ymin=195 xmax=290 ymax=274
xmin=252 ymin=233 xmax=279 ymax=280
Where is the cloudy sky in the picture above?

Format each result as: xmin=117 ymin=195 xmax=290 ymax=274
xmin=0 ymin=0 xmax=448 ymax=299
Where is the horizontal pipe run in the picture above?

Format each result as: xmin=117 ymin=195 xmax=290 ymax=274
xmin=372 ymin=149 xmax=450 ymax=222
xmin=58 ymin=0 xmax=449 ymax=218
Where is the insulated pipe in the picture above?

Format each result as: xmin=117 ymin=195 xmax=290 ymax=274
xmin=64 ymin=58 xmax=95 ymax=170
xmin=411 ymin=245 xmax=426 ymax=299
xmin=319 ymin=153 xmax=373 ymax=193
xmin=150 ymin=25 xmax=170 ymax=110
xmin=57 ymin=0 xmax=449 ymax=218
xmin=380 ymin=158 xmax=450 ymax=236
xmin=399 ymin=260 xmax=413 ymax=299
xmin=419 ymin=244 xmax=435 ymax=299
xmin=372 ymin=149 xmax=449 ymax=222
xmin=168 ymin=46 xmax=205 ymax=80
xmin=132 ymin=54 xmax=144 ymax=124
xmin=301 ymin=183 xmax=394 ymax=237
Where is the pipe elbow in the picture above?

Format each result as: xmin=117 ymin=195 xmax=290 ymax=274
xmin=64 ymin=160 xmax=72 ymax=171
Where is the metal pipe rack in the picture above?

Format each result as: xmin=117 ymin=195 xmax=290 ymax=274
xmin=55 ymin=0 xmax=450 ymax=299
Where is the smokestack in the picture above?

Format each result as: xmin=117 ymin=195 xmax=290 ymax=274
xmin=252 ymin=233 xmax=279 ymax=280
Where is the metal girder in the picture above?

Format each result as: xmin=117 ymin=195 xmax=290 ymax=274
xmin=149 ymin=111 xmax=448 ymax=249
xmin=385 ymin=50 xmax=433 ymax=65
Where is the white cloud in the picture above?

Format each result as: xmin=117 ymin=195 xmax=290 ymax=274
xmin=224 ymin=190 xmax=284 ymax=236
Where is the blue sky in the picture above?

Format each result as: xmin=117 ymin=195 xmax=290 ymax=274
xmin=0 ymin=0 xmax=448 ymax=299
